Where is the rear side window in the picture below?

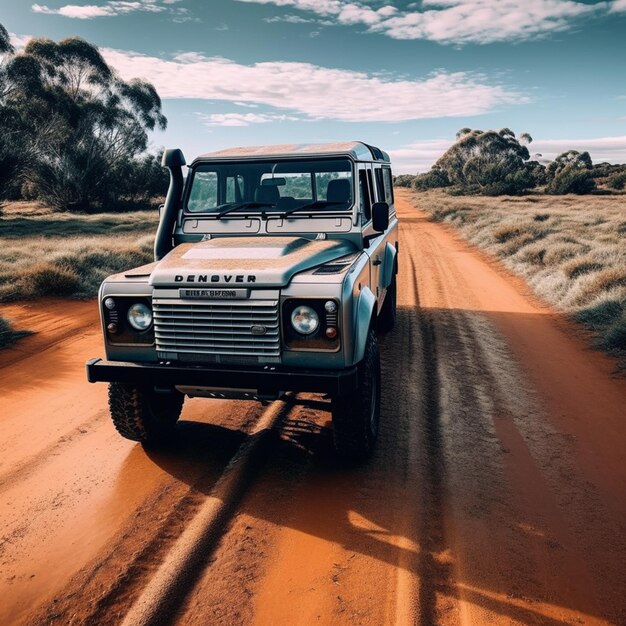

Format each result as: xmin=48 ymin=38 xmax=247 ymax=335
xmin=359 ymin=170 xmax=372 ymax=220
xmin=383 ymin=167 xmax=394 ymax=205
xmin=375 ymin=168 xmax=385 ymax=203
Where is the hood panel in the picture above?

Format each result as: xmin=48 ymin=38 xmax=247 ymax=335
xmin=149 ymin=236 xmax=355 ymax=287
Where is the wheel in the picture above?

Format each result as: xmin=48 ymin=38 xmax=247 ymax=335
xmin=108 ymin=383 xmax=184 ymax=446
xmin=331 ymin=329 xmax=380 ymax=463
xmin=378 ymin=275 xmax=397 ymax=333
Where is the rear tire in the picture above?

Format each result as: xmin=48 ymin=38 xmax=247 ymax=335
xmin=332 ymin=329 xmax=380 ymax=463
xmin=108 ymin=383 xmax=183 ymax=446
xmin=378 ymin=275 xmax=397 ymax=333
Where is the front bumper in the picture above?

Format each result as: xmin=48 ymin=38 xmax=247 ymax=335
xmin=86 ymin=358 xmax=358 ymax=396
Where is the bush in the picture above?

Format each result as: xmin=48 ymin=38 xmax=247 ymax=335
xmin=607 ymin=171 xmax=626 ymax=190
xmin=413 ymin=168 xmax=450 ymax=190
xmin=393 ymin=174 xmax=416 ymax=188
xmin=546 ymin=166 xmax=596 ymax=195
xmin=17 ymin=262 xmax=80 ymax=298
xmin=562 ymin=258 xmax=604 ymax=279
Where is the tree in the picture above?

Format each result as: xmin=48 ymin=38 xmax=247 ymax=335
xmin=0 ymin=23 xmax=13 ymax=54
xmin=0 ymin=28 xmax=167 ymax=211
xmin=431 ymin=128 xmax=536 ymax=195
xmin=545 ymin=150 xmax=596 ymax=195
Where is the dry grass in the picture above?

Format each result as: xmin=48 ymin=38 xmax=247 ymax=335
xmin=0 ymin=201 xmax=157 ymax=303
xmin=408 ymin=190 xmax=626 ymax=365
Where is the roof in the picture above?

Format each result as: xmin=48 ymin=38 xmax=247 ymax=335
xmin=194 ymin=141 xmax=390 ymax=163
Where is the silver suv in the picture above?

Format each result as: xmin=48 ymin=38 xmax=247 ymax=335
xmin=87 ymin=142 xmax=398 ymax=462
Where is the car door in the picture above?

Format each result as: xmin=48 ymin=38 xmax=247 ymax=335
xmin=359 ymin=164 xmax=387 ymax=306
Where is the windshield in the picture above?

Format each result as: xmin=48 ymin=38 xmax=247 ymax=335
xmin=186 ymin=158 xmax=354 ymax=215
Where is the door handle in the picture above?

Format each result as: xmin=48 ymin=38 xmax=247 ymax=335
xmin=372 ymin=256 xmax=382 ymax=266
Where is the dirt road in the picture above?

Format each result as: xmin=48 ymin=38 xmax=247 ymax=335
xmin=1 ymin=190 xmax=625 ymax=626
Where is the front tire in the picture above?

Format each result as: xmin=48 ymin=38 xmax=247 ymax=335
xmin=331 ymin=329 xmax=380 ymax=463
xmin=108 ymin=383 xmax=184 ymax=446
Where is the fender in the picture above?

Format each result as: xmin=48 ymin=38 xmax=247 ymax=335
xmin=353 ymin=286 xmax=377 ymax=364
xmin=382 ymin=242 xmax=398 ymax=289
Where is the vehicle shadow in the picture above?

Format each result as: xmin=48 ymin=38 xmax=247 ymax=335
xmin=142 ymin=305 xmax=625 ymax=625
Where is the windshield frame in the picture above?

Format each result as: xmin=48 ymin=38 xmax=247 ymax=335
xmin=182 ymin=156 xmax=357 ymax=218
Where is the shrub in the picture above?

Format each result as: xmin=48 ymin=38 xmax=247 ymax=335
xmin=543 ymin=243 xmax=584 ymax=265
xmin=393 ymin=174 xmax=416 ymax=188
xmin=607 ymin=171 xmax=626 ymax=190
xmin=546 ymin=166 xmax=596 ymax=195
xmin=603 ymin=312 xmax=626 ymax=350
xmin=562 ymin=258 xmax=604 ymax=279
xmin=491 ymin=221 xmax=548 ymax=244
xmin=413 ymin=168 xmax=450 ymax=190
xmin=516 ymin=243 xmax=546 ymax=265
xmin=574 ymin=298 xmax=624 ymax=329
xmin=17 ymin=262 xmax=80 ymax=298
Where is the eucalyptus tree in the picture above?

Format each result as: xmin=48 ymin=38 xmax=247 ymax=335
xmin=545 ymin=150 xmax=596 ymax=194
xmin=1 ymin=28 xmax=167 ymax=210
xmin=429 ymin=128 xmax=538 ymax=195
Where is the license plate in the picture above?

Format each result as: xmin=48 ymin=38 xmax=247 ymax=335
xmin=179 ymin=288 xmax=250 ymax=299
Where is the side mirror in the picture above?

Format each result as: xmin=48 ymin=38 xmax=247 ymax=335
xmin=372 ymin=202 xmax=389 ymax=233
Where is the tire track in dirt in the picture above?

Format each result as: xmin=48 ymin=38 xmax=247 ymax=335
xmin=400 ymin=191 xmax=626 ymax=625
xmin=23 ymin=399 xmax=293 ymax=626
xmin=400 ymin=231 xmax=453 ymax=626
xmin=0 ymin=411 xmax=109 ymax=493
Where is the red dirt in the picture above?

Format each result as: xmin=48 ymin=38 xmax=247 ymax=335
xmin=1 ymin=190 xmax=625 ymax=625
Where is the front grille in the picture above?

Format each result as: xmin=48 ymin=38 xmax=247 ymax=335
xmin=153 ymin=298 xmax=280 ymax=364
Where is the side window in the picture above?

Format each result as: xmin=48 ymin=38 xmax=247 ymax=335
xmin=383 ymin=167 xmax=394 ymax=205
xmin=187 ymin=171 xmax=218 ymax=212
xmin=375 ymin=168 xmax=385 ymax=203
xmin=359 ymin=170 xmax=371 ymax=221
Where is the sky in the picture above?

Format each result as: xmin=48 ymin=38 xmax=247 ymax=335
xmin=3 ymin=0 xmax=626 ymax=173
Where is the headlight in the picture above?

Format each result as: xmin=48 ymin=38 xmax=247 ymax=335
xmin=127 ymin=303 xmax=153 ymax=331
xmin=290 ymin=305 xmax=319 ymax=335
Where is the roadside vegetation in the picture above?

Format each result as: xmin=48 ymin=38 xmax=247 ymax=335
xmin=408 ymin=190 xmax=626 ymax=365
xmin=0 ymin=22 xmax=167 ymax=213
xmin=395 ymin=128 xmax=626 ymax=197
xmin=0 ymin=23 xmax=164 ymax=348
xmin=0 ymin=201 xmax=157 ymax=303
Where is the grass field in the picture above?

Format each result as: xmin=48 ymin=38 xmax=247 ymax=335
xmin=408 ymin=190 xmax=626 ymax=365
xmin=0 ymin=201 xmax=158 ymax=302
xmin=0 ymin=201 xmax=158 ymax=347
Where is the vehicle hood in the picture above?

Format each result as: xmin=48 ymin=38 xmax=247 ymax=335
xmin=149 ymin=236 xmax=356 ymax=288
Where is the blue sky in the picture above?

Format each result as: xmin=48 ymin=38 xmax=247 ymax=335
xmin=3 ymin=0 xmax=626 ymax=172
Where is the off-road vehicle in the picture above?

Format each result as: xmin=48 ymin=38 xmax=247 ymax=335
xmin=87 ymin=142 xmax=398 ymax=461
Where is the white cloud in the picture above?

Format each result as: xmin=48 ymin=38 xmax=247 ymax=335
xmin=388 ymin=139 xmax=454 ymax=173
xmin=9 ymin=32 xmax=33 ymax=49
xmin=610 ymin=0 xmax=626 ymax=11
xmin=101 ymin=47 xmax=522 ymax=122
xmin=32 ymin=3 xmax=116 ymax=18
xmin=389 ymin=135 xmax=626 ymax=174
xmin=196 ymin=112 xmax=301 ymax=127
xmin=31 ymin=0 xmax=184 ymax=19
xmin=236 ymin=0 xmax=605 ymax=44
xmin=264 ymin=14 xmax=314 ymax=23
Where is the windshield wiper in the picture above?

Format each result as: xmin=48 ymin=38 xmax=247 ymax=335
xmin=280 ymin=200 xmax=348 ymax=217
xmin=211 ymin=201 xmax=277 ymax=219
